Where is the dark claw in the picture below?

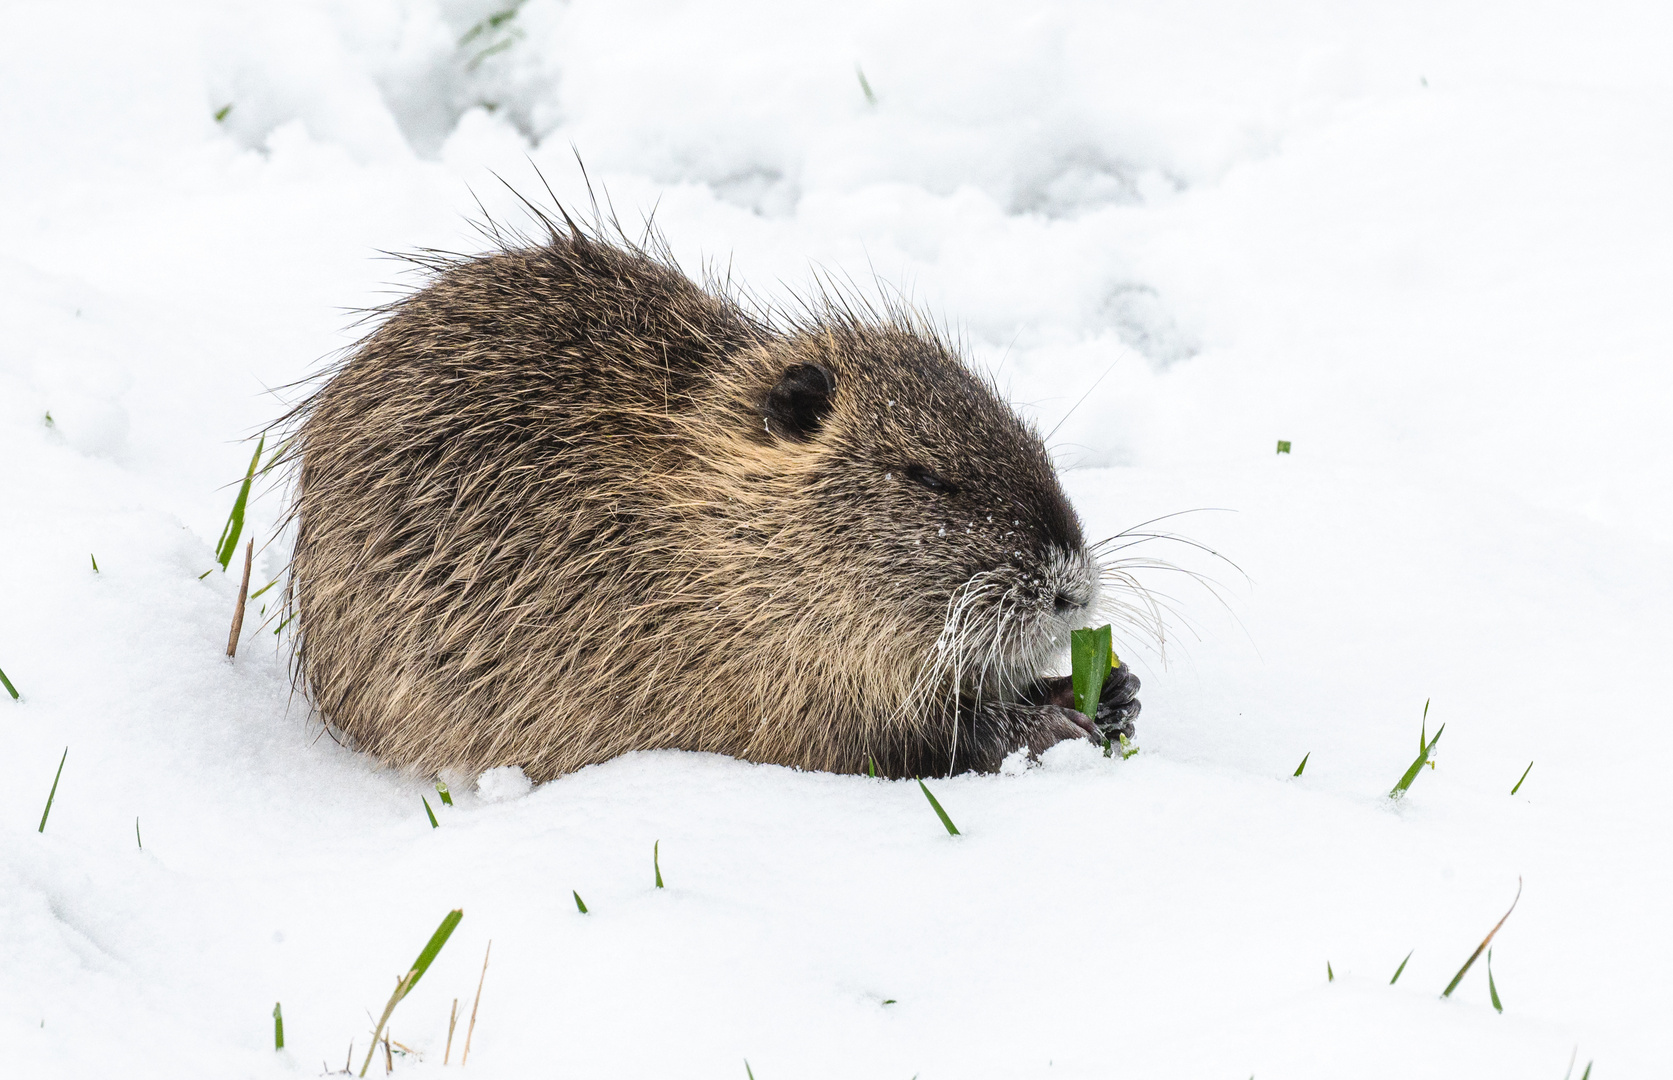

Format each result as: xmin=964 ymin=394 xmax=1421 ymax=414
xmin=1095 ymin=664 xmax=1141 ymax=740
xmin=1100 ymin=663 xmax=1140 ymax=707
xmin=1063 ymin=706 xmax=1100 ymax=742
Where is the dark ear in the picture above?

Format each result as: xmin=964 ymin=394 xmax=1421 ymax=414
xmin=762 ymin=363 xmax=836 ymax=440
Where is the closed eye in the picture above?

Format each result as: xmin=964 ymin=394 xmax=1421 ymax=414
xmin=904 ymin=464 xmax=960 ymax=496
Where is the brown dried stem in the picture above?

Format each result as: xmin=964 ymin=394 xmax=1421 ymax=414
xmin=359 ymin=971 xmax=416 ymax=1077
xmin=226 ymin=538 xmax=253 ymax=658
xmin=461 ymin=941 xmax=491 ymax=1065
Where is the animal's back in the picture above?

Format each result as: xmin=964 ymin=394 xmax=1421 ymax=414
xmin=292 ymin=236 xmax=764 ymax=778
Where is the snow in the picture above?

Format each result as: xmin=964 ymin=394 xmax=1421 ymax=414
xmin=3 ymin=0 xmax=1671 ymax=1076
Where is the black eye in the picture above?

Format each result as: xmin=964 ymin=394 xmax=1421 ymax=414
xmin=904 ymin=464 xmax=960 ymax=496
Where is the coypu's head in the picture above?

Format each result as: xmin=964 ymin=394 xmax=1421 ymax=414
xmin=744 ymin=317 xmax=1103 ymax=705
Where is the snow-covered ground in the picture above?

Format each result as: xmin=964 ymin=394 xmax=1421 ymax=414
xmin=3 ymin=1 xmax=1671 ymax=1076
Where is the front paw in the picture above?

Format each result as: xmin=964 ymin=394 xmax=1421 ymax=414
xmin=1095 ymin=664 xmax=1141 ymax=741
xmin=1020 ymin=705 xmax=1102 ymax=758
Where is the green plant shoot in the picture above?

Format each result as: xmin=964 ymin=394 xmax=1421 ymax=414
xmin=405 ymin=909 xmax=463 ymax=996
xmin=38 ymin=748 xmax=67 ymax=833
xmin=214 ymin=434 xmax=264 ymax=571
xmin=436 ymin=781 xmax=453 ymax=806
xmin=1390 ymin=950 xmax=1413 ymax=984
xmin=0 ymin=665 xmax=18 ymax=700
xmin=573 ymin=890 xmax=588 ymax=914
xmin=423 ymin=797 xmax=439 ymax=828
xmin=1070 ymin=624 xmax=1115 ymax=720
xmin=1487 ymin=948 xmax=1503 ymax=1012
xmin=918 ymin=779 xmax=960 ymax=836
xmin=654 ymin=840 xmax=664 ymax=888
xmin=1293 ymin=752 xmax=1310 ymax=777
xmin=1511 ymin=761 xmax=1533 ymax=795
xmin=1390 ymin=700 xmax=1443 ymax=799
xmin=273 ymin=1001 xmax=284 ymax=1050
xmin=1276 ymin=440 xmax=1292 ymax=454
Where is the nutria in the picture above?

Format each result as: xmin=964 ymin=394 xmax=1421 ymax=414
xmin=284 ymin=210 xmax=1140 ymax=781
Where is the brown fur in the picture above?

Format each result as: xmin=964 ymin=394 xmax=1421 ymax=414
xmin=284 ymin=216 xmax=1139 ymax=781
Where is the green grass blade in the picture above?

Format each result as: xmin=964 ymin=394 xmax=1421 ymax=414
xmin=248 ymin=576 xmax=280 ymax=601
xmin=214 ymin=103 xmax=232 ymax=122
xmin=1442 ymin=878 xmax=1522 ymax=998
xmin=273 ymin=1001 xmax=284 ymax=1050
xmin=357 ymin=909 xmax=462 ymax=1080
xmin=654 ymin=840 xmax=664 ymax=888
xmin=918 ymin=779 xmax=960 ymax=836
xmin=135 ymin=816 xmax=142 ymax=850
xmin=1293 ymin=752 xmax=1310 ymax=777
xmin=0 ymin=665 xmax=18 ymax=700
xmin=37 ymin=747 xmax=67 ymax=833
xmin=1390 ymin=950 xmax=1413 ymax=984
xmin=215 ymin=435 xmax=265 ymax=570
xmin=1511 ymin=761 xmax=1533 ymax=795
xmin=1580 ymin=1062 xmax=1592 ymax=1080
xmin=436 ymin=781 xmax=453 ymax=805
xmin=1070 ymin=624 xmax=1114 ymax=719
xmin=855 ymin=65 xmax=876 ymax=105
xmin=404 ymin=909 xmax=464 ymax=999
xmin=745 ymin=1061 xmax=756 ymax=1080
xmin=1487 ymin=948 xmax=1502 ymax=1012
xmin=1390 ymin=722 xmax=1445 ymax=799
xmin=572 ymin=890 xmax=587 ymax=914
xmin=90 ymin=554 xmax=98 ymax=573
xmin=867 ymin=756 xmax=877 ymax=778
xmin=1326 ymin=961 xmax=1334 ymax=982
xmin=423 ymin=797 xmax=439 ymax=828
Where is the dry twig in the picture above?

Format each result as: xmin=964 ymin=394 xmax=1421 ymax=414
xmin=461 ymin=941 xmax=492 ymax=1065
xmin=226 ymin=538 xmax=253 ymax=657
